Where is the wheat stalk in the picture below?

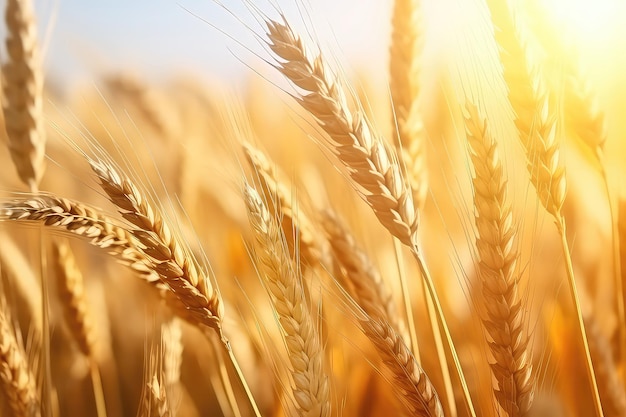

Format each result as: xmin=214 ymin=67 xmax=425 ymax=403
xmin=389 ymin=0 xmax=427 ymax=211
xmin=244 ymin=184 xmax=329 ymax=417
xmin=464 ymin=103 xmax=534 ymax=416
xmin=2 ymin=0 xmax=45 ymax=192
xmin=0 ymin=302 xmax=40 ymax=417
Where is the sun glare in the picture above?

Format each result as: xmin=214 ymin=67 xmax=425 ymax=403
xmin=540 ymin=0 xmax=621 ymax=46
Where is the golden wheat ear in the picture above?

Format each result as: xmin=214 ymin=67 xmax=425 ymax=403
xmin=486 ymin=3 xmax=604 ymax=414
xmin=0 ymin=296 xmax=41 ymax=417
xmin=242 ymin=141 xmax=325 ymax=270
xmin=244 ymin=183 xmax=330 ymax=417
xmin=2 ymin=0 xmax=46 ymax=192
xmin=389 ymin=0 xmax=428 ymax=211
xmin=464 ymin=103 xmax=534 ymax=417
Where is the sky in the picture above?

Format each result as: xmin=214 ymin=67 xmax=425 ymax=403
xmin=33 ymin=0 xmax=391 ymax=88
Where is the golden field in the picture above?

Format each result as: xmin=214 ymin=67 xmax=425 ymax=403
xmin=0 ymin=0 xmax=625 ymax=416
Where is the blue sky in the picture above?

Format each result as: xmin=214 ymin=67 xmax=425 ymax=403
xmin=36 ymin=0 xmax=390 ymax=88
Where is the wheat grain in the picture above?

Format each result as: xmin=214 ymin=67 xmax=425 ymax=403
xmin=464 ymin=103 xmax=534 ymax=416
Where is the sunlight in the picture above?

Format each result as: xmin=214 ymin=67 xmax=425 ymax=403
xmin=540 ymin=0 xmax=620 ymax=46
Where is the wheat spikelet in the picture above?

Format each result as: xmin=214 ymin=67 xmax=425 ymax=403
xmin=2 ymin=0 xmax=45 ymax=191
xmin=51 ymin=241 xmax=97 ymax=359
xmin=242 ymin=142 xmax=324 ymax=268
xmin=464 ymin=103 xmax=534 ymax=416
xmin=88 ymin=159 xmax=224 ymax=339
xmin=359 ymin=316 xmax=443 ymax=417
xmin=266 ymin=17 xmax=419 ymax=249
xmin=244 ymin=184 xmax=329 ymax=417
xmin=0 ymin=302 xmax=40 ymax=417
xmin=584 ymin=314 xmax=626 ymax=417
xmin=389 ymin=0 xmax=428 ymax=210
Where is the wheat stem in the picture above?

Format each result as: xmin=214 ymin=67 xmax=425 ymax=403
xmin=412 ymin=248 xmax=477 ymax=417
xmin=557 ymin=219 xmax=604 ymax=417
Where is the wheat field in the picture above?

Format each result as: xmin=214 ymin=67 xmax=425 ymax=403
xmin=0 ymin=0 xmax=625 ymax=416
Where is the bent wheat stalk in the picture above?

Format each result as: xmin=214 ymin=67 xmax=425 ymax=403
xmin=244 ymin=184 xmax=329 ymax=417
xmin=464 ymin=103 xmax=534 ymax=416
xmin=265 ymin=16 xmax=476 ymax=417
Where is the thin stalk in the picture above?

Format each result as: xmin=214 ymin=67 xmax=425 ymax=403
xmin=89 ymin=362 xmax=107 ymax=417
xmin=214 ymin=339 xmax=243 ymax=417
xmin=557 ymin=219 xmax=605 ymax=417
xmin=392 ymin=239 xmax=420 ymax=360
xmin=396 ymin=237 xmax=457 ymax=417
xmin=39 ymin=230 xmax=52 ymax=417
xmin=225 ymin=343 xmax=262 ymax=417
xmin=601 ymin=169 xmax=626 ymax=377
xmin=411 ymin=247 xmax=476 ymax=417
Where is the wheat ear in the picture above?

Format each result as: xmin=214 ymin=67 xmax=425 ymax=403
xmin=266 ymin=16 xmax=476 ymax=417
xmin=2 ymin=0 xmax=45 ymax=192
xmin=0 ymin=301 xmax=40 ymax=417
xmin=51 ymin=241 xmax=96 ymax=359
xmin=563 ymin=61 xmax=626 ymax=376
xmin=360 ymin=316 xmax=443 ymax=417
xmin=487 ymin=4 xmax=604 ymax=415
xmin=244 ymin=184 xmax=329 ymax=417
xmin=584 ymin=314 xmax=626 ymax=417
xmin=464 ymin=103 xmax=534 ymax=416
xmin=321 ymin=210 xmax=405 ymax=341
xmin=88 ymin=159 xmax=224 ymax=339
xmin=242 ymin=141 xmax=324 ymax=268
xmin=140 ymin=338 xmax=171 ymax=417
xmin=50 ymin=241 xmax=108 ymax=417
xmin=1 ymin=195 xmax=156 ymax=281
xmin=389 ymin=0 xmax=427 ymax=211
